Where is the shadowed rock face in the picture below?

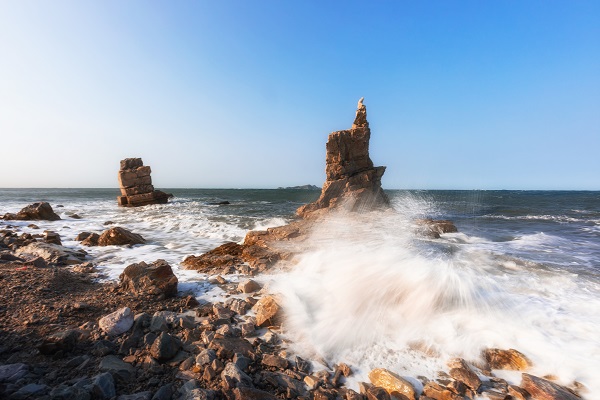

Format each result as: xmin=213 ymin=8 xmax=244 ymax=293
xmin=297 ymin=99 xmax=390 ymax=218
xmin=117 ymin=158 xmax=172 ymax=207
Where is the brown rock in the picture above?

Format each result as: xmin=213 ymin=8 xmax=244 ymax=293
xmin=520 ymin=373 xmax=580 ymax=400
xmin=238 ymin=279 xmax=261 ymax=293
xmin=368 ymin=368 xmax=416 ymax=400
xmin=97 ymin=227 xmax=145 ymax=246
xmin=252 ymin=295 xmax=282 ymax=327
xmin=43 ymin=231 xmax=62 ymax=246
xmin=3 ymin=202 xmax=61 ymax=221
xmin=182 ymin=242 xmax=244 ymax=272
xmin=422 ymin=381 xmax=463 ymax=400
xmin=117 ymin=158 xmax=172 ymax=207
xmin=208 ymin=337 xmax=255 ymax=358
xmin=261 ymin=354 xmax=288 ymax=369
xmin=508 ymin=385 xmax=530 ymax=400
xmin=119 ymin=259 xmax=178 ymax=298
xmin=233 ymin=387 xmax=278 ymax=400
xmin=483 ymin=348 xmax=532 ymax=371
xmin=366 ymin=386 xmax=391 ymax=400
xmin=447 ymin=358 xmax=481 ymax=391
xmin=297 ymin=99 xmax=390 ymax=219
xmin=80 ymin=233 xmax=100 ymax=246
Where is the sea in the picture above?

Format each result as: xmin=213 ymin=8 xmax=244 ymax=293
xmin=1 ymin=188 xmax=599 ymax=396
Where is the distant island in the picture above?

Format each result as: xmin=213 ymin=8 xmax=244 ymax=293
xmin=278 ymin=184 xmax=320 ymax=190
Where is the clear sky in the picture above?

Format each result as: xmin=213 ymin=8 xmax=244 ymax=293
xmin=0 ymin=1 xmax=598 ymax=190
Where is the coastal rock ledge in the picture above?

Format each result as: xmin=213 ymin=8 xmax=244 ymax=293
xmin=117 ymin=158 xmax=172 ymax=207
xmin=297 ymin=98 xmax=390 ymax=218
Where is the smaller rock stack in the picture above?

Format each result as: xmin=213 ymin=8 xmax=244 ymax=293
xmin=117 ymin=158 xmax=171 ymax=207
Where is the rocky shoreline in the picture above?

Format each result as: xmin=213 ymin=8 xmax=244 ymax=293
xmin=0 ymin=100 xmax=589 ymax=400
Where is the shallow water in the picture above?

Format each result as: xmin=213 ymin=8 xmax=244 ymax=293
xmin=1 ymin=188 xmax=599 ymax=396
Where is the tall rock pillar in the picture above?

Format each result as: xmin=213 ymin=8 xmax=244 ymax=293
xmin=297 ymin=98 xmax=390 ymax=218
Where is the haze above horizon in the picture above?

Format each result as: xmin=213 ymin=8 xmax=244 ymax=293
xmin=1 ymin=1 xmax=598 ymax=190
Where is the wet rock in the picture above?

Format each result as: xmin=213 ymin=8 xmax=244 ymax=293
xmin=150 ymin=332 xmax=181 ymax=362
xmin=297 ymin=98 xmax=390 ymax=218
xmin=92 ymin=372 xmax=116 ymax=400
xmin=447 ymin=358 xmax=481 ymax=391
xmin=368 ymin=368 xmax=416 ymax=400
xmin=76 ymin=231 xmax=93 ymax=241
xmin=252 ymin=295 xmax=281 ymax=327
xmin=3 ymin=202 xmax=61 ymax=221
xmin=80 ymin=232 xmax=100 ymax=246
xmin=295 ymin=356 xmax=311 ymax=374
xmin=97 ymin=226 xmax=145 ymax=246
xmin=221 ymin=362 xmax=253 ymax=388
xmin=44 ymin=230 xmax=62 ymax=245
xmin=99 ymin=307 xmax=134 ymax=336
xmin=366 ymin=386 xmax=391 ymax=400
xmin=0 ymin=363 xmax=28 ymax=383
xmin=39 ymin=329 xmax=80 ymax=354
xmin=119 ymin=259 xmax=178 ymax=298
xmin=181 ymin=242 xmax=244 ymax=272
xmin=508 ymin=385 xmax=530 ymax=400
xmin=484 ymin=348 xmax=532 ymax=371
xmin=422 ymin=381 xmax=463 ymax=400
xmin=238 ymin=279 xmax=261 ymax=293
xmin=415 ymin=219 xmax=458 ymax=238
xmin=520 ymin=373 xmax=580 ymax=400
xmin=117 ymin=158 xmax=172 ymax=207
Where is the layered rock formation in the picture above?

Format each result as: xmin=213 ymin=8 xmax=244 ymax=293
xmin=2 ymin=202 xmax=61 ymax=221
xmin=297 ymin=98 xmax=390 ymax=218
xmin=117 ymin=158 xmax=171 ymax=207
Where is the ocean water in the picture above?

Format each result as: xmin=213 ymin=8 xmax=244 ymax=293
xmin=1 ymin=189 xmax=599 ymax=396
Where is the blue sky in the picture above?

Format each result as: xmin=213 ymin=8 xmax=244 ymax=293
xmin=0 ymin=1 xmax=598 ymax=189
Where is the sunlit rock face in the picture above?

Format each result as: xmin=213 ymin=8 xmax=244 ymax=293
xmin=297 ymin=98 xmax=390 ymax=219
xmin=117 ymin=158 xmax=171 ymax=207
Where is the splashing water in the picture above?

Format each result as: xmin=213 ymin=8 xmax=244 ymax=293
xmin=273 ymin=194 xmax=600 ymax=396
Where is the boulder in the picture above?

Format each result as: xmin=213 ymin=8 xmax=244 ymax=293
xmin=252 ymin=295 xmax=282 ymax=327
xmin=221 ymin=362 xmax=253 ymax=388
xmin=182 ymin=242 xmax=280 ymax=275
xmin=447 ymin=358 xmax=481 ymax=391
xmin=38 ymin=329 xmax=80 ymax=354
xmin=367 ymin=368 xmax=416 ymax=400
xmin=97 ymin=226 xmax=145 ymax=246
xmin=117 ymin=158 xmax=172 ymax=207
xmin=92 ymin=372 xmax=116 ymax=400
xmin=2 ymin=202 xmax=61 ymax=221
xmin=119 ymin=259 xmax=178 ymax=298
xmin=238 ymin=279 xmax=261 ymax=293
xmin=99 ymin=307 xmax=134 ymax=336
xmin=43 ymin=230 xmax=62 ymax=245
xmin=150 ymin=332 xmax=181 ymax=362
xmin=77 ymin=232 xmax=100 ymax=246
xmin=15 ymin=242 xmax=86 ymax=265
xmin=297 ymin=98 xmax=390 ymax=218
xmin=520 ymin=374 xmax=580 ymax=400
xmin=483 ymin=348 xmax=532 ymax=371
